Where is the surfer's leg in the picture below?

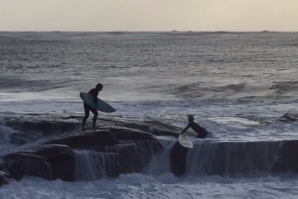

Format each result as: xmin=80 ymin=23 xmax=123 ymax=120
xmin=196 ymin=128 xmax=208 ymax=138
xmin=82 ymin=103 xmax=90 ymax=129
xmin=90 ymin=108 xmax=98 ymax=127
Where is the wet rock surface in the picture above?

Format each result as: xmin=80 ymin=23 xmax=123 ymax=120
xmin=170 ymin=142 xmax=188 ymax=176
xmin=3 ymin=112 xmax=298 ymax=182
xmin=1 ymin=113 xmax=176 ymax=182
xmin=170 ymin=139 xmax=298 ymax=176
xmin=279 ymin=113 xmax=298 ymax=122
xmin=3 ymin=113 xmax=180 ymax=143
xmin=3 ymin=144 xmax=76 ymax=181
xmin=0 ymin=171 xmax=10 ymax=187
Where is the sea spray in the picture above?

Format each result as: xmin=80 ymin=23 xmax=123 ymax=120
xmin=0 ymin=118 xmax=17 ymax=145
xmin=144 ymin=136 xmax=176 ymax=175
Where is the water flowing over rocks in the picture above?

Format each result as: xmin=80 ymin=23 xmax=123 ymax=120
xmin=0 ymin=171 xmax=10 ymax=186
xmin=0 ymin=113 xmax=174 ymax=183
xmin=4 ymin=144 xmax=75 ymax=181
xmin=2 ymin=112 xmax=298 ymax=186
xmin=170 ymin=140 xmax=298 ymax=176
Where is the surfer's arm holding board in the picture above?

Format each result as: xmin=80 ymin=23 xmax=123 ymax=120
xmin=88 ymin=88 xmax=98 ymax=106
xmin=93 ymin=93 xmax=97 ymax=106
xmin=180 ymin=124 xmax=190 ymax=135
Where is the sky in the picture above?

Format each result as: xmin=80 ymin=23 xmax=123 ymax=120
xmin=0 ymin=0 xmax=297 ymax=31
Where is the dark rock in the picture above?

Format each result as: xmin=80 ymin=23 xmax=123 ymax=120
xmin=10 ymin=133 xmax=29 ymax=145
xmin=170 ymin=141 xmax=188 ymax=176
xmin=5 ymin=120 xmax=79 ymax=134
xmin=272 ymin=140 xmax=298 ymax=173
xmin=170 ymin=140 xmax=298 ymax=176
xmin=48 ymin=130 xmax=119 ymax=149
xmin=120 ymin=141 xmax=162 ymax=174
xmin=3 ymin=132 xmax=163 ymax=181
xmin=93 ymin=141 xmax=163 ymax=174
xmin=3 ymin=113 xmax=181 ymax=139
xmin=3 ymin=113 xmax=80 ymax=137
xmin=109 ymin=127 xmax=160 ymax=141
xmin=109 ymin=119 xmax=181 ymax=137
xmin=74 ymin=150 xmax=120 ymax=180
xmin=0 ymin=171 xmax=9 ymax=186
xmin=2 ymin=113 xmax=172 ymax=181
xmin=279 ymin=113 xmax=298 ymax=122
xmin=4 ymin=144 xmax=76 ymax=181
xmin=149 ymin=129 xmax=179 ymax=137
xmin=117 ymin=143 xmax=145 ymax=173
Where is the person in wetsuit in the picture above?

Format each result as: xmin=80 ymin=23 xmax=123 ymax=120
xmin=180 ymin=116 xmax=208 ymax=138
xmin=82 ymin=83 xmax=103 ymax=130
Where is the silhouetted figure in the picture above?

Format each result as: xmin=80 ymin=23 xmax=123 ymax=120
xmin=180 ymin=116 xmax=209 ymax=138
xmin=82 ymin=83 xmax=103 ymax=130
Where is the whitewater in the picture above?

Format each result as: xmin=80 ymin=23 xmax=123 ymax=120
xmin=1 ymin=31 xmax=298 ymax=198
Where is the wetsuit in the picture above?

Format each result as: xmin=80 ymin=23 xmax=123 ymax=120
xmin=82 ymin=88 xmax=98 ymax=128
xmin=181 ymin=122 xmax=208 ymax=138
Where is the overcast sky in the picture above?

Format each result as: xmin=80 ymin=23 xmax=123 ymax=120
xmin=0 ymin=0 xmax=297 ymax=31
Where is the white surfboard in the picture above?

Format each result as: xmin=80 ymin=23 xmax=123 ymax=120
xmin=178 ymin=134 xmax=193 ymax=148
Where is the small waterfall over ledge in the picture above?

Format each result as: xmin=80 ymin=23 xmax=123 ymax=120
xmin=170 ymin=139 xmax=298 ymax=176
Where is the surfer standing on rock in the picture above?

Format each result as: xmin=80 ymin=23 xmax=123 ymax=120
xmin=180 ymin=115 xmax=210 ymax=138
xmin=82 ymin=83 xmax=103 ymax=130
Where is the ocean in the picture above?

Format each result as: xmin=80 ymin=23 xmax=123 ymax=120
xmin=1 ymin=31 xmax=298 ymax=198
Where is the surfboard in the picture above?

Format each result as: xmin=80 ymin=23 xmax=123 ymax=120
xmin=178 ymin=134 xmax=193 ymax=148
xmin=79 ymin=92 xmax=116 ymax=113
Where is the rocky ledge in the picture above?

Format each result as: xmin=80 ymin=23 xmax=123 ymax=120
xmin=170 ymin=139 xmax=298 ymax=176
xmin=279 ymin=113 xmax=298 ymax=122
xmin=2 ymin=112 xmax=297 ymax=187
xmin=0 ymin=113 xmax=181 ymax=185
